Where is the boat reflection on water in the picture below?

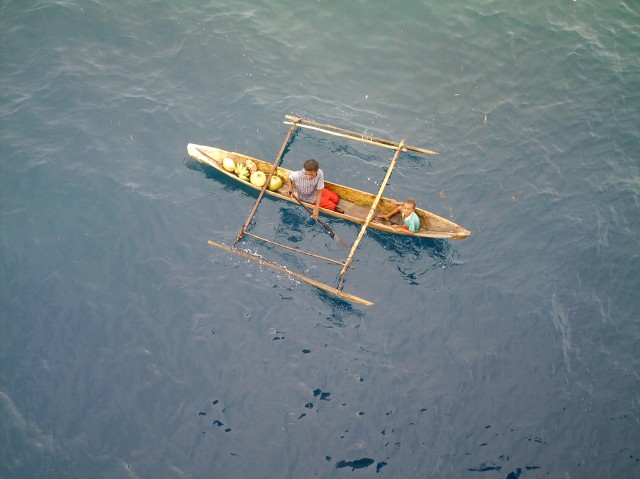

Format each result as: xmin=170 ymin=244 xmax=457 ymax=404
xmin=272 ymin=204 xmax=459 ymax=289
xmin=365 ymin=227 xmax=458 ymax=286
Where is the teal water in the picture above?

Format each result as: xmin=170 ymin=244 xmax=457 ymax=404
xmin=1 ymin=1 xmax=639 ymax=477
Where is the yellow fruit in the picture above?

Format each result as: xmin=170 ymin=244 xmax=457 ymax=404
xmin=235 ymin=163 xmax=250 ymax=181
xmin=222 ymin=157 xmax=235 ymax=172
xmin=250 ymin=171 xmax=267 ymax=187
xmin=244 ymin=159 xmax=257 ymax=174
xmin=268 ymin=175 xmax=283 ymax=191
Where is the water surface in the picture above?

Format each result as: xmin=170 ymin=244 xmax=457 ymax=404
xmin=1 ymin=1 xmax=639 ymax=477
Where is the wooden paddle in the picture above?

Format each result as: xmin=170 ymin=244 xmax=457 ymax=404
xmin=292 ymin=194 xmax=350 ymax=248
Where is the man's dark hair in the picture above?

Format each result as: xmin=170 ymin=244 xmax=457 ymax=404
xmin=303 ymin=159 xmax=319 ymax=171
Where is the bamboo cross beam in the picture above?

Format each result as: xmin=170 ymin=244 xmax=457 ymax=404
xmin=243 ymin=232 xmax=351 ymax=268
xmin=338 ymin=139 xmax=406 ymax=290
xmin=284 ymin=115 xmax=438 ymax=156
xmin=234 ymin=119 xmax=300 ymax=246
xmin=208 ymin=240 xmax=373 ymax=306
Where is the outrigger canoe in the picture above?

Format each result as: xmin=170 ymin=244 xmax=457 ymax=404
xmin=190 ymin=114 xmax=470 ymax=306
xmin=187 ymin=144 xmax=470 ymax=240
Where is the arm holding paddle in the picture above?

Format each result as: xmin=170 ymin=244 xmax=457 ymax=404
xmin=312 ymin=188 xmax=322 ymax=219
xmin=290 ymin=192 xmax=350 ymax=248
xmin=287 ymin=180 xmax=322 ymax=219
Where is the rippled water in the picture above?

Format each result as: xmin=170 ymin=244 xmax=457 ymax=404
xmin=1 ymin=1 xmax=639 ymax=477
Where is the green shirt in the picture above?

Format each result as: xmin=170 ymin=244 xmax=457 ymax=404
xmin=402 ymin=211 xmax=420 ymax=232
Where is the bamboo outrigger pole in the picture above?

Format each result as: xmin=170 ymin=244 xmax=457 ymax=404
xmin=208 ymin=241 xmax=373 ymax=306
xmin=284 ymin=115 xmax=438 ymax=156
xmin=338 ymin=140 xmax=406 ymax=290
xmin=234 ymin=118 xmax=300 ymax=245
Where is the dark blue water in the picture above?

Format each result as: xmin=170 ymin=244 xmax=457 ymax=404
xmin=2 ymin=1 xmax=639 ymax=477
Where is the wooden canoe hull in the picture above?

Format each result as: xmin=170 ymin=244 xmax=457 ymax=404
xmin=187 ymin=143 xmax=470 ymax=240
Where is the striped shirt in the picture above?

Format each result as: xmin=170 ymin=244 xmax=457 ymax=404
xmin=289 ymin=168 xmax=325 ymax=203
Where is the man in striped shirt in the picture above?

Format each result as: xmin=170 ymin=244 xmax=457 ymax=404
xmin=287 ymin=159 xmax=344 ymax=219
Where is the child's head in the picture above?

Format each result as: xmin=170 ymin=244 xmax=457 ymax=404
xmin=303 ymin=159 xmax=319 ymax=179
xmin=401 ymin=198 xmax=416 ymax=215
xmin=403 ymin=198 xmax=416 ymax=210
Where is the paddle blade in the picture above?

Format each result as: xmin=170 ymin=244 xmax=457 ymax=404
xmin=332 ymin=232 xmax=351 ymax=248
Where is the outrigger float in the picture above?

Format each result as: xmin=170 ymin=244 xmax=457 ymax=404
xmin=188 ymin=115 xmax=470 ymax=306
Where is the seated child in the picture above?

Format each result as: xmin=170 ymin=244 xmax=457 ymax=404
xmin=379 ymin=198 xmax=420 ymax=233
